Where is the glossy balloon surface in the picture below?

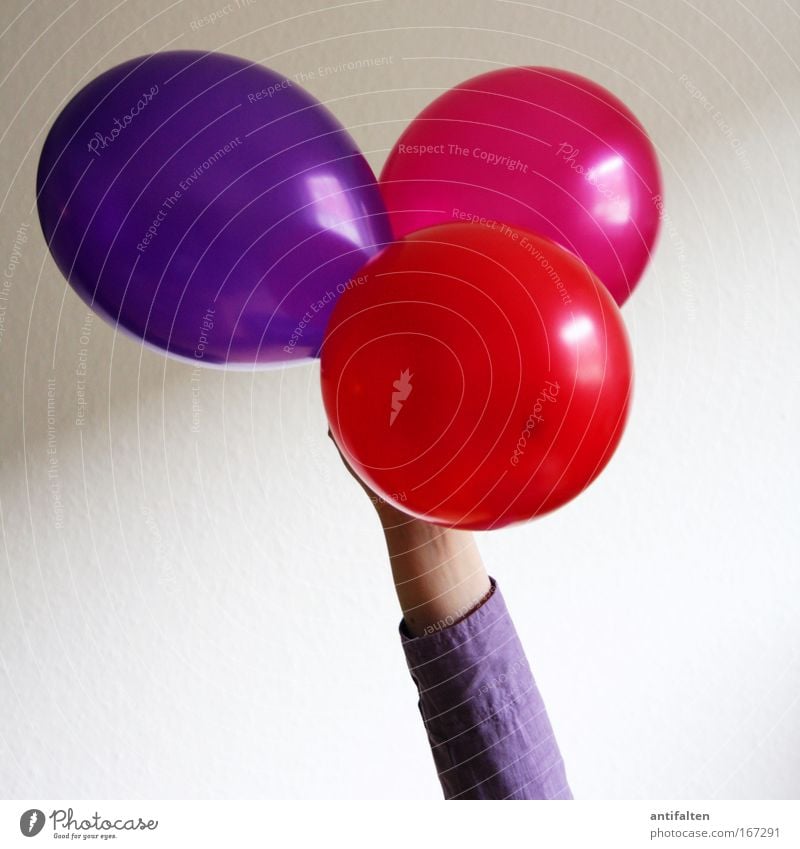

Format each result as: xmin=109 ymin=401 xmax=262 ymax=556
xmin=321 ymin=223 xmax=633 ymax=529
xmin=37 ymin=51 xmax=391 ymax=366
xmin=380 ymin=67 xmax=661 ymax=305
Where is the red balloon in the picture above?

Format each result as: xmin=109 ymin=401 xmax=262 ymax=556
xmin=321 ymin=223 xmax=633 ymax=530
xmin=380 ymin=67 xmax=662 ymax=306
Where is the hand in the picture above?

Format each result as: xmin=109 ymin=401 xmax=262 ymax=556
xmin=326 ymin=428 xmax=408 ymax=521
xmin=327 ymin=428 xmax=491 ymax=636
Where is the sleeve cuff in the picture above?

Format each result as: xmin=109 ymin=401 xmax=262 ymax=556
xmin=398 ymin=578 xmax=572 ymax=800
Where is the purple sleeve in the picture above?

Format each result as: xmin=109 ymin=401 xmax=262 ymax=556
xmin=400 ymin=579 xmax=572 ymax=800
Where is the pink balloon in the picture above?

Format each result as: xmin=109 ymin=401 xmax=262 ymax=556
xmin=380 ymin=67 xmax=662 ymax=305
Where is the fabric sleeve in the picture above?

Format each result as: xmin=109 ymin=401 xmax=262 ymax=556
xmin=400 ymin=579 xmax=572 ymax=800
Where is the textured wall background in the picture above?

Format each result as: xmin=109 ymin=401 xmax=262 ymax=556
xmin=1 ymin=0 xmax=798 ymax=799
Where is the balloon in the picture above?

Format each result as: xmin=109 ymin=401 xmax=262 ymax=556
xmin=37 ymin=51 xmax=391 ymax=366
xmin=380 ymin=67 xmax=661 ymax=305
xmin=321 ymin=222 xmax=633 ymax=530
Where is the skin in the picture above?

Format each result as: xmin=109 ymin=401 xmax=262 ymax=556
xmin=329 ymin=432 xmax=491 ymax=637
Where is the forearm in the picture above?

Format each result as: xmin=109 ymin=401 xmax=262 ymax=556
xmin=376 ymin=510 xmax=570 ymax=800
xmin=376 ymin=506 xmax=491 ymax=637
xmin=400 ymin=579 xmax=572 ymax=800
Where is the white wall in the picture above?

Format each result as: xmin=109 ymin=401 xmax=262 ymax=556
xmin=1 ymin=0 xmax=798 ymax=799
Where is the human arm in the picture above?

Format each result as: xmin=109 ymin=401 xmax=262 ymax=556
xmin=331 ymin=434 xmax=572 ymax=799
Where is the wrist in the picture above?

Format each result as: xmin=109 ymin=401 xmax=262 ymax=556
xmin=382 ymin=523 xmax=491 ymax=637
xmin=413 ymin=580 xmax=495 ymax=637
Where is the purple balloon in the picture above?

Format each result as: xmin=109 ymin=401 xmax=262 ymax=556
xmin=37 ymin=51 xmax=391 ymax=366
